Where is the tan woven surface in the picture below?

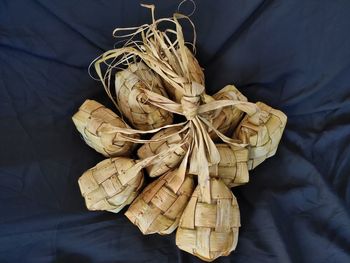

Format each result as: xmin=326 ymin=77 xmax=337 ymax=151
xmin=137 ymin=127 xmax=188 ymax=177
xmin=208 ymin=85 xmax=247 ymax=141
xmin=209 ymin=144 xmax=249 ymax=188
xmin=78 ymin=157 xmax=144 ymax=213
xmin=115 ymin=62 xmax=173 ymax=130
xmin=72 ymin=99 xmax=136 ymax=157
xmin=176 ymin=179 xmax=240 ymax=262
xmin=125 ymin=170 xmax=194 ymax=235
xmin=235 ymin=102 xmax=287 ymax=169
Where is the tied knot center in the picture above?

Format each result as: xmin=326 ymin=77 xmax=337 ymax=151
xmin=181 ymin=95 xmax=200 ymax=120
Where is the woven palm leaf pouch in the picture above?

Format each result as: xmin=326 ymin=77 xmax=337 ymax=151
xmin=72 ymin=4 xmax=287 ymax=261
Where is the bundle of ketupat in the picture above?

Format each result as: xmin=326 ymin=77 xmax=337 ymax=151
xmin=72 ymin=4 xmax=287 ymax=261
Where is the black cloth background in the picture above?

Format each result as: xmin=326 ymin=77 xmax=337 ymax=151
xmin=1 ymin=1 xmax=350 ymax=262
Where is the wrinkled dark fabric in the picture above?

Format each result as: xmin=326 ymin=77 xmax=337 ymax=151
xmin=1 ymin=1 xmax=350 ymax=262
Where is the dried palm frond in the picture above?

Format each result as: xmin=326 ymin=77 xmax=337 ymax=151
xmin=115 ymin=62 xmax=173 ymax=130
xmin=72 ymin=99 xmax=137 ymax=157
xmin=176 ymin=179 xmax=240 ymax=262
xmin=78 ymin=157 xmax=144 ymax=213
xmin=235 ymin=102 xmax=287 ymax=169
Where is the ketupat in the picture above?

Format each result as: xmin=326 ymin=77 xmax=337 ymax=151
xmin=115 ymin=62 xmax=173 ymax=130
xmin=125 ymin=169 xmax=194 ymax=235
xmin=78 ymin=157 xmax=144 ymax=213
xmin=235 ymin=101 xmax=287 ymax=169
xmin=176 ymin=179 xmax=240 ymax=262
xmin=137 ymin=126 xmax=189 ymax=177
xmin=163 ymin=46 xmax=205 ymax=102
xmin=209 ymin=144 xmax=249 ymax=187
xmin=72 ymin=99 xmax=137 ymax=157
xmin=210 ymin=85 xmax=248 ymax=140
